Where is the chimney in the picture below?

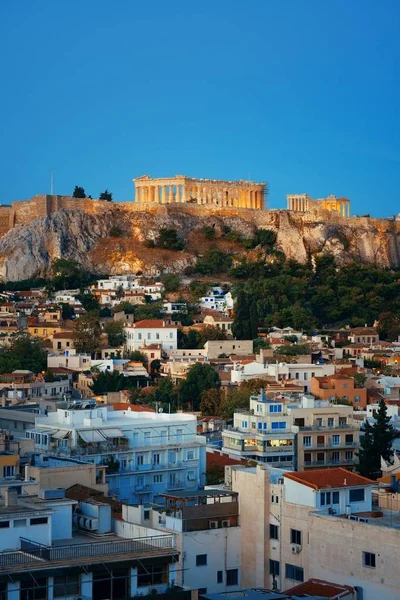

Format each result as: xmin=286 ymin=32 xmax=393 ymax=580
xmin=4 ymin=487 xmax=18 ymax=507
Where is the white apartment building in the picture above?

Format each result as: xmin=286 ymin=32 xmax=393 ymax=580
xmin=199 ymin=288 xmax=233 ymax=313
xmin=266 ymin=362 xmax=335 ymax=392
xmin=0 ymin=486 xmax=179 ymax=600
xmin=96 ymin=276 xmax=164 ymax=300
xmin=47 ymin=350 xmax=92 ymax=371
xmin=115 ymin=490 xmax=241 ymax=594
xmin=222 ymin=390 xmax=296 ymax=468
xmin=232 ymin=465 xmax=400 ymax=600
xmin=125 ymin=319 xmax=178 ymax=352
xmin=26 ymin=402 xmax=206 ymax=504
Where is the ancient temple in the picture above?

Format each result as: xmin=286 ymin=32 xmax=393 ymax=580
xmin=133 ymin=175 xmax=267 ymax=210
xmin=287 ymin=193 xmax=350 ymax=217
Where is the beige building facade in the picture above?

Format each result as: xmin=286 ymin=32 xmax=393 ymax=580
xmin=232 ymin=465 xmax=400 ymax=600
xmin=134 ymin=175 xmax=266 ymax=209
xmin=287 ymin=193 xmax=350 ymax=217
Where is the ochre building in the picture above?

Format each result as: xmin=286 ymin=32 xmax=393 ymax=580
xmin=287 ymin=193 xmax=350 ymax=217
xmin=133 ymin=175 xmax=267 ymax=210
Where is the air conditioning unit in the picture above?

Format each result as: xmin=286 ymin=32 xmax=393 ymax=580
xmin=222 ymin=519 xmax=231 ymax=528
xmin=209 ymin=521 xmax=218 ymax=529
xmin=291 ymin=544 xmax=302 ymax=554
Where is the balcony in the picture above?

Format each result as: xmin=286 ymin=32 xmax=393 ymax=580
xmin=304 ymin=457 xmax=358 ymax=468
xmin=0 ymin=534 xmax=176 ymax=572
xmin=303 ymin=441 xmax=358 ymax=450
xmin=299 ymin=423 xmax=357 ymax=432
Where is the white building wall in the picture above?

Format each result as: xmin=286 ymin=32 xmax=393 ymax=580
xmin=0 ymin=515 xmax=52 ymax=550
xmin=284 ymin=478 xmax=316 ymax=507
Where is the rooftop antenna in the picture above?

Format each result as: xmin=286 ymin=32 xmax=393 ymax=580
xmin=50 ymin=169 xmax=54 ymax=195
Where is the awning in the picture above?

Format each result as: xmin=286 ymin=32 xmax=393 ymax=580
xmin=99 ymin=428 xmax=126 ymax=439
xmin=78 ymin=430 xmax=105 ymax=443
xmin=52 ymin=430 xmax=70 ymax=439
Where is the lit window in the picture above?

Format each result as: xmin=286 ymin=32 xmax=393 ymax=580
xmin=363 ymin=552 xmax=376 ymax=568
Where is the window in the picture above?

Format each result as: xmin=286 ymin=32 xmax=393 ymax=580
xmin=345 ymin=434 xmax=354 ymax=445
xmin=303 ymin=436 xmax=311 ymax=447
xmin=269 ymin=404 xmax=282 ymax=413
xmin=144 ymin=510 xmax=150 ymax=520
xmin=226 ymin=569 xmax=238 ymax=586
xmin=217 ymin=571 xmax=223 ymax=584
xmin=196 ymin=554 xmax=207 ymax=566
xmin=332 ymin=434 xmax=340 ymax=446
xmin=14 ymin=519 xmax=27 ymax=527
xmin=170 ymin=332 xmax=173 ymax=339
xmin=3 ymin=465 xmax=14 ymax=477
xmin=269 ymin=524 xmax=279 ymax=540
xmin=345 ymin=451 xmax=353 ymax=460
xmin=153 ymin=453 xmax=160 ymax=465
xmin=290 ymin=529 xmax=301 ymax=545
xmin=285 ymin=564 xmax=304 ymax=582
xmin=271 ymin=422 xmax=286 ymax=430
xmin=30 ymin=517 xmax=48 ymax=525
xmin=187 ymin=450 xmax=194 ymax=460
xmin=241 ymin=420 xmax=248 ymax=428
xmin=321 ymin=491 xmax=332 ymax=506
xmin=363 ymin=552 xmax=376 ymax=568
xmin=304 ymin=452 xmax=311 ymax=463
xmin=0 ymin=521 xmax=10 ymax=528
xmin=332 ymin=491 xmax=339 ymax=504
xmin=304 ymin=373 xmax=308 ymax=381
xmin=54 ymin=575 xmax=80 ymax=598
xmin=269 ymin=560 xmax=280 ymax=576
xmin=331 ymin=451 xmax=340 ymax=462
xmin=349 ymin=488 xmax=365 ymax=503
xmin=137 ymin=454 xmax=144 ymax=465
xmin=328 ymin=418 xmax=334 ymax=427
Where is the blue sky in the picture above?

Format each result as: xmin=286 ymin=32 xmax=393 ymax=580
xmin=0 ymin=0 xmax=399 ymax=217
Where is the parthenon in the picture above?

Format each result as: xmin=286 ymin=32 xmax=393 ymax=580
xmin=287 ymin=193 xmax=351 ymax=217
xmin=133 ymin=175 xmax=267 ymax=210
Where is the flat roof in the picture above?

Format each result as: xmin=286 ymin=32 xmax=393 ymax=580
xmin=160 ymin=489 xmax=236 ymax=499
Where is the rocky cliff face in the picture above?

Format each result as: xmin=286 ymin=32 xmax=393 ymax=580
xmin=0 ymin=206 xmax=398 ymax=281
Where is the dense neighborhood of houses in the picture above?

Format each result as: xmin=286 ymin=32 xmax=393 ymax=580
xmin=0 ymin=273 xmax=399 ymax=600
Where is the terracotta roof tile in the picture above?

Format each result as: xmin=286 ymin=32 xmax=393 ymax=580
xmin=285 ymin=578 xmax=355 ymax=599
xmin=284 ymin=467 xmax=374 ymax=490
xmin=129 ymin=319 xmax=176 ymax=329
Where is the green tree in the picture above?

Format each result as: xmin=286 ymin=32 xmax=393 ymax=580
xmin=74 ymin=314 xmax=102 ymax=355
xmin=377 ymin=312 xmax=400 ymax=341
xmin=128 ymin=350 xmax=148 ymax=363
xmin=0 ymin=333 xmax=47 ymax=374
xmin=99 ymin=189 xmax=113 ymax=201
xmin=195 ymin=249 xmax=232 ymax=275
xmin=90 ymin=371 xmax=146 ymax=394
xmin=179 ymin=363 xmax=221 ymax=410
xmin=72 ymin=186 xmax=86 ymax=198
xmin=115 ymin=285 xmax=125 ymax=300
xmin=109 ymin=225 xmax=123 ymax=237
xmin=61 ymin=303 xmax=75 ymax=320
xmin=104 ymin=320 xmax=125 ymax=347
xmin=162 ymin=274 xmax=181 ymax=292
xmin=358 ymin=400 xmax=400 ymax=479
xmin=232 ymin=290 xmax=252 ymax=339
xmin=200 ymin=388 xmax=222 ymax=416
xmin=76 ymin=293 xmax=100 ymax=313
xmin=157 ymin=228 xmax=185 ymax=251
xmin=253 ymin=228 xmax=277 ymax=248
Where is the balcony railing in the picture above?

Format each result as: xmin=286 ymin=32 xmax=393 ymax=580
xmin=300 ymin=423 xmax=355 ymax=431
xmin=304 ymin=457 xmax=358 ymax=467
xmin=303 ymin=441 xmax=358 ymax=450
xmin=0 ymin=534 xmax=176 ymax=570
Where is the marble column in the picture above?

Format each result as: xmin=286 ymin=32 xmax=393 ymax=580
xmin=136 ymin=187 xmax=141 ymax=203
xmin=161 ymin=185 xmax=166 ymax=204
xmin=175 ymin=185 xmax=180 ymax=203
xmin=182 ymin=185 xmax=186 ymax=203
xmin=154 ymin=185 xmax=159 ymax=203
xmin=168 ymin=185 xmax=173 ymax=203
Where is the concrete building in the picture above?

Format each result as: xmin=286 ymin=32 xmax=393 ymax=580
xmin=25 ymin=401 xmax=206 ymax=504
xmin=116 ymin=489 xmax=241 ymax=594
xmin=266 ymin=363 xmax=335 ymax=393
xmin=47 ymin=350 xmax=92 ymax=371
xmin=125 ymin=319 xmax=178 ymax=352
xmin=287 ymin=401 xmax=360 ymax=471
xmin=0 ymin=485 xmax=179 ymax=600
xmin=311 ymin=374 xmax=367 ymax=407
xmin=232 ymin=465 xmax=400 ymax=600
xmin=222 ymin=390 xmax=296 ymax=468
xmin=204 ymin=340 xmax=253 ymax=360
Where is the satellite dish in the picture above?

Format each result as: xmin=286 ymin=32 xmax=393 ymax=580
xmin=158 ymin=407 xmax=163 ymax=413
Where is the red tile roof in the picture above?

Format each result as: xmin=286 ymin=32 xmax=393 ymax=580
xmin=286 ymin=578 xmax=354 ymax=599
xmin=129 ymin=319 xmax=176 ymax=329
xmin=206 ymin=450 xmax=248 ymax=469
xmin=284 ymin=467 xmax=374 ymax=490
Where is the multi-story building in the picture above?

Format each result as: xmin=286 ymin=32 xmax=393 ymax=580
xmin=222 ymin=390 xmax=296 ymax=468
xmin=25 ymin=401 xmax=206 ymax=504
xmin=288 ymin=401 xmax=360 ymax=471
xmin=348 ymin=327 xmax=379 ymax=345
xmin=311 ymin=373 xmax=367 ymax=407
xmin=199 ymin=288 xmax=233 ymax=313
xmin=266 ymin=363 xmax=335 ymax=393
xmin=125 ymin=319 xmax=178 ymax=352
xmin=116 ymin=489 xmax=241 ymax=594
xmin=0 ymin=485 xmax=179 ymax=600
xmin=232 ymin=465 xmax=400 ymax=600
